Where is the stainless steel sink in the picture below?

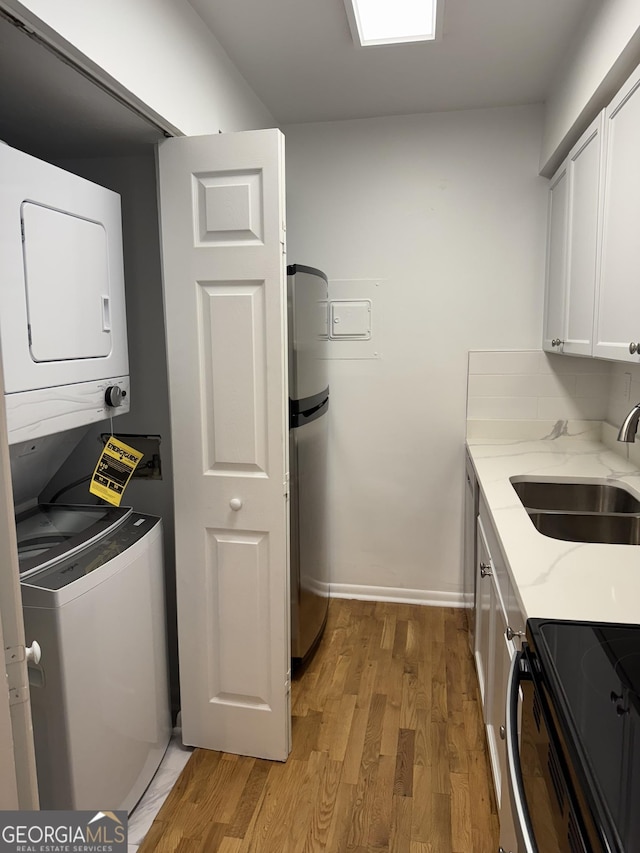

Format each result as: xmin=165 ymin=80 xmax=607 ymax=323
xmin=511 ymin=479 xmax=640 ymax=513
xmin=527 ymin=511 xmax=640 ymax=545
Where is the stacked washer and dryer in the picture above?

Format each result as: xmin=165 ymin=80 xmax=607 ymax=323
xmin=0 ymin=144 xmax=171 ymax=812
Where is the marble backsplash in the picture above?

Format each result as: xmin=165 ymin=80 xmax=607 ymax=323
xmin=466 ymin=350 xmax=640 ymax=468
xmin=467 ymin=350 xmax=611 ymax=423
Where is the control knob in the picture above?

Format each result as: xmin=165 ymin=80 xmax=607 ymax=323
xmin=105 ymin=385 xmax=127 ymax=408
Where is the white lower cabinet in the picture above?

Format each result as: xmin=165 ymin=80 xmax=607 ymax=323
xmin=474 ymin=497 xmax=524 ymax=853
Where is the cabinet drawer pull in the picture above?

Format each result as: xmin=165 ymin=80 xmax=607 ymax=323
xmin=630 ymin=342 xmax=638 ymax=355
xmin=480 ymin=562 xmax=492 ymax=578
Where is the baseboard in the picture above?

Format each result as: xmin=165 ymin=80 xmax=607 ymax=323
xmin=330 ymin=583 xmax=466 ymax=608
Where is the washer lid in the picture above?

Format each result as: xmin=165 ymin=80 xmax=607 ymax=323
xmin=16 ymin=502 xmax=131 ymax=577
xmin=20 ymin=513 xmax=158 ymax=594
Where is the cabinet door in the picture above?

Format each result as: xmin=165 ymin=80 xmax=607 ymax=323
xmin=542 ymin=164 xmax=569 ymax=353
xmin=474 ymin=517 xmax=493 ymax=716
xmin=542 ymin=114 xmax=603 ymax=357
xmin=491 ymin=611 xmax=519 ymax=853
xmin=464 ymin=452 xmax=478 ymax=654
xmin=594 ymin=64 xmax=640 ymax=362
xmin=563 ymin=114 xmax=603 ymax=356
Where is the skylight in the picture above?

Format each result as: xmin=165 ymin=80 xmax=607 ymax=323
xmin=345 ymin=0 xmax=440 ymax=47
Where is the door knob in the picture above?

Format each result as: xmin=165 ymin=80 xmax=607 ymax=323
xmin=229 ymin=498 xmax=243 ymax=511
xmin=26 ymin=641 xmax=41 ymax=665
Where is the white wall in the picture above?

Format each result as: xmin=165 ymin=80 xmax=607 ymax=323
xmin=541 ymin=0 xmax=640 ymax=175
xmin=284 ymin=106 xmax=547 ymax=603
xmin=1 ymin=0 xmax=275 ymax=134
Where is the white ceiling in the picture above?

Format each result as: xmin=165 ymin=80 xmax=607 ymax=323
xmin=188 ymin=0 xmax=595 ymax=125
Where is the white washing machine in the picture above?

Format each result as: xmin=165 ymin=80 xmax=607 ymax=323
xmin=18 ymin=504 xmax=171 ymax=813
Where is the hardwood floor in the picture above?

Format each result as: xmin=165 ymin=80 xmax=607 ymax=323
xmin=139 ymin=599 xmax=499 ymax=852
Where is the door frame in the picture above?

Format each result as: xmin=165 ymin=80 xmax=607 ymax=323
xmin=0 ymin=345 xmax=39 ymax=808
xmin=0 ymin=1 xmax=181 ymax=140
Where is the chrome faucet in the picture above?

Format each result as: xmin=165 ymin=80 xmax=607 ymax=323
xmin=617 ymin=403 xmax=640 ymax=442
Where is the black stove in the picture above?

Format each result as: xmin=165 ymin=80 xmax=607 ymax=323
xmin=524 ymin=619 xmax=640 ymax=852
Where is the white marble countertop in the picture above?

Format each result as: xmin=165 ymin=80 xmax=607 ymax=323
xmin=466 ymin=422 xmax=640 ymax=625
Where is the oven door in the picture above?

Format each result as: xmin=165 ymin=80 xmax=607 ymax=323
xmin=506 ymin=650 xmax=592 ymax=853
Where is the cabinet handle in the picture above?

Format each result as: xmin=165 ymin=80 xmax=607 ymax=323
xmin=506 ymin=626 xmax=525 ymax=641
xmin=551 ymin=338 xmax=564 ymax=347
xmin=630 ymin=342 xmax=638 ymax=355
xmin=499 ymin=725 xmax=506 ymax=740
xmin=480 ymin=562 xmax=492 ymax=577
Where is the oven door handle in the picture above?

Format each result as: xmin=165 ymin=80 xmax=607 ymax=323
xmin=506 ymin=649 xmax=538 ymax=853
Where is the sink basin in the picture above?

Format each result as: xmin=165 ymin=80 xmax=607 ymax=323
xmin=527 ymin=511 xmax=640 ymax=545
xmin=511 ymin=479 xmax=640 ymax=513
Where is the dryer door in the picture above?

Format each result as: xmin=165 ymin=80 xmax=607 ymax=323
xmin=22 ymin=203 xmax=112 ymax=362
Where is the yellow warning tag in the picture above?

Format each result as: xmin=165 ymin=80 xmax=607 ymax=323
xmin=89 ymin=436 xmax=143 ymax=507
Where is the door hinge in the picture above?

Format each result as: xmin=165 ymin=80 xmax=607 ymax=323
xmin=8 ymin=685 xmax=30 ymax=707
xmin=5 ymin=645 xmax=30 ymax=706
xmin=280 ymin=226 xmax=286 ymax=256
xmin=283 ymin=472 xmax=290 ymax=500
xmin=5 ymin=644 xmax=25 ymax=666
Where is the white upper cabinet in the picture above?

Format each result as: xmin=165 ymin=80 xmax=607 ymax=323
xmin=543 ymin=113 xmax=603 ymax=357
xmin=593 ymin=64 xmax=640 ymax=362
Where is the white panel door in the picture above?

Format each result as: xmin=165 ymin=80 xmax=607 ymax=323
xmin=594 ymin=64 xmax=640 ymax=362
xmin=157 ymin=130 xmax=290 ymax=760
